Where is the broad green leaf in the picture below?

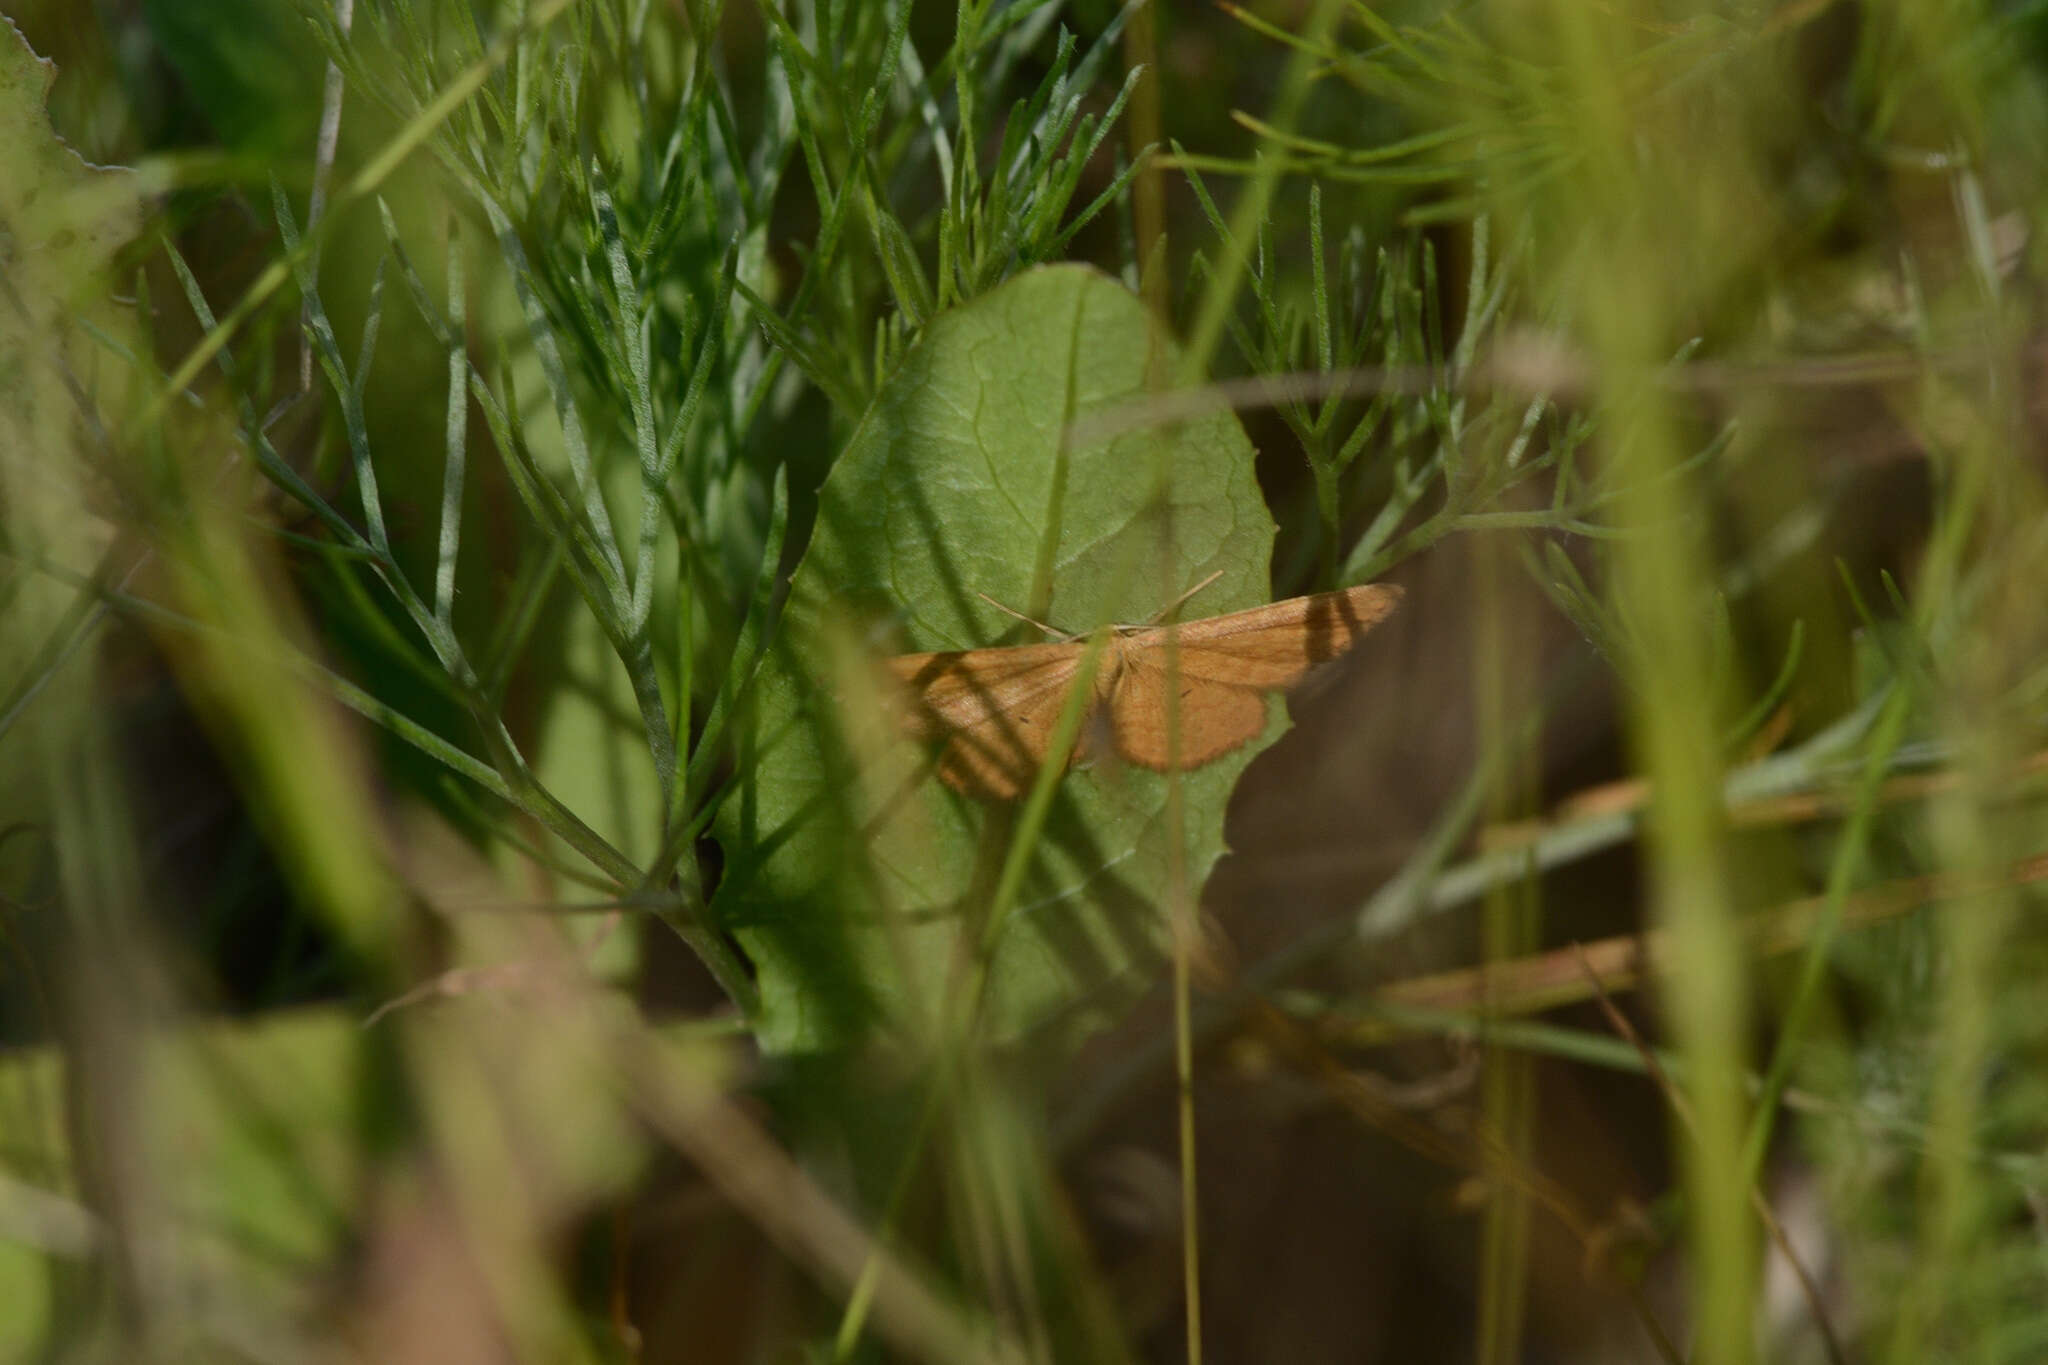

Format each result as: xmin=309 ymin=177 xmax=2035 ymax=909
xmin=713 ymin=265 xmax=1280 ymax=1053
xmin=0 ymin=15 xmax=145 ymax=592
xmin=0 ymin=17 xmax=147 ymax=839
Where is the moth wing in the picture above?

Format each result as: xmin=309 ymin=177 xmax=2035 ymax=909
xmin=1107 ymin=583 xmax=1403 ymax=770
xmin=886 ymin=642 xmax=1087 ymax=799
xmin=887 ymin=641 xmax=1079 ymax=733
xmin=1155 ymin=581 xmax=1409 ymax=687
xmin=934 ymin=676 xmax=1088 ymax=799
xmin=1142 ymin=583 xmax=1404 ymax=689
xmin=1107 ymin=664 xmax=1272 ymax=770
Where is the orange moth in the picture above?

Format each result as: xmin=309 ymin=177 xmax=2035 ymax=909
xmin=886 ymin=584 xmax=1402 ymax=799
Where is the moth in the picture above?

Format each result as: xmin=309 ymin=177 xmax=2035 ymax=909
xmin=886 ymin=583 xmax=1402 ymax=800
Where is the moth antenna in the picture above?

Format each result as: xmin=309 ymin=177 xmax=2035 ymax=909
xmin=1150 ymin=569 xmax=1227 ymax=624
xmin=975 ymin=591 xmax=1067 ymax=639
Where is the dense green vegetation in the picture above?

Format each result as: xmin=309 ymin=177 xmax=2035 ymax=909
xmin=4 ymin=1 xmax=2047 ymax=1361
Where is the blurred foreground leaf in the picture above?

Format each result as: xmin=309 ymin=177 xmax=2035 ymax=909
xmin=0 ymin=15 xmax=146 ymax=645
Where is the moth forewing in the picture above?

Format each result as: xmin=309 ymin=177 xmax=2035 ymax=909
xmin=888 ymin=644 xmax=1080 ymax=739
xmin=941 ymin=672 xmax=1087 ymax=799
xmin=1165 ymin=584 xmax=1404 ymax=679
xmin=885 ymin=640 xmax=1104 ymax=800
